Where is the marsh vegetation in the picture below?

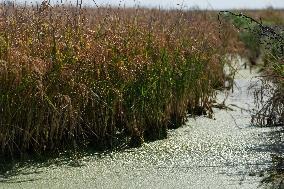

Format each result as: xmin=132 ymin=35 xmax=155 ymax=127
xmin=0 ymin=2 xmax=244 ymax=158
xmin=1 ymin=2 xmax=284 ymax=187
xmin=220 ymin=9 xmax=284 ymax=188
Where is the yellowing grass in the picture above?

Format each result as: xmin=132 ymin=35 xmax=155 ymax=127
xmin=0 ymin=4 xmax=239 ymax=157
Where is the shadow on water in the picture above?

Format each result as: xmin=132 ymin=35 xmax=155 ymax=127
xmin=0 ymin=156 xmax=66 ymax=183
xmin=0 ymin=159 xmax=45 ymax=184
xmin=0 ymin=113 xmax=200 ymax=184
xmin=0 ymin=143 xmax=128 ymax=183
xmin=251 ymin=126 xmax=284 ymax=188
xmin=213 ymin=123 xmax=284 ymax=188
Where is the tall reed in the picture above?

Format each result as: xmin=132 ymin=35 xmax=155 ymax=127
xmin=0 ymin=3 xmax=237 ymax=157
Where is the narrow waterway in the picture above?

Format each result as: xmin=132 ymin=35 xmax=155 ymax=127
xmin=0 ymin=60 xmax=282 ymax=189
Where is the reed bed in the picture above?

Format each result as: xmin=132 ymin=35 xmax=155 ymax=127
xmin=0 ymin=3 xmax=238 ymax=157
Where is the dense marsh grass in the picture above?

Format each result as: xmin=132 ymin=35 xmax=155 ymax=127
xmin=220 ymin=10 xmax=284 ymax=126
xmin=0 ymin=3 xmax=239 ymax=157
xmin=245 ymin=12 xmax=284 ymax=127
xmin=220 ymin=10 xmax=284 ymax=66
xmin=245 ymin=9 xmax=284 ymax=26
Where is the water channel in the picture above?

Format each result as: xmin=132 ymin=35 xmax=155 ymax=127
xmin=0 ymin=59 xmax=283 ymax=189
